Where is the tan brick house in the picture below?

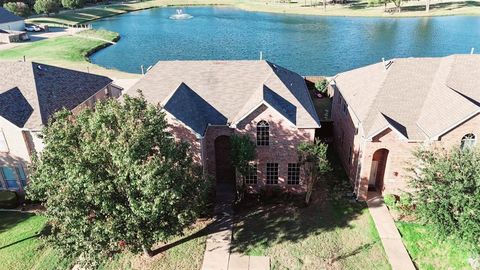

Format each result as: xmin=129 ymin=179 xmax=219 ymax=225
xmin=126 ymin=60 xmax=321 ymax=192
xmin=0 ymin=61 xmax=122 ymax=193
xmin=330 ymin=54 xmax=480 ymax=201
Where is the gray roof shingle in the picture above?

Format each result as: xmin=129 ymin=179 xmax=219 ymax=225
xmin=334 ymin=54 xmax=480 ymax=141
xmin=0 ymin=61 xmax=113 ymax=129
xmin=0 ymin=7 xmax=23 ymax=24
xmin=127 ymin=60 xmax=320 ymax=135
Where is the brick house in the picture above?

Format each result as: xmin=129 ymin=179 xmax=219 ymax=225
xmin=0 ymin=61 xmax=122 ymax=193
xmin=330 ymin=54 xmax=480 ymax=201
xmin=126 ymin=60 xmax=321 ymax=192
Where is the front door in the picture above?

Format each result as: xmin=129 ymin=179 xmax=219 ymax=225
xmin=214 ymin=136 xmax=235 ymax=185
xmin=369 ymin=161 xmax=378 ymax=190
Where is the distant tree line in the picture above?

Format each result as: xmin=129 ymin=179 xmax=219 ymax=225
xmin=1 ymin=0 xmax=103 ymax=18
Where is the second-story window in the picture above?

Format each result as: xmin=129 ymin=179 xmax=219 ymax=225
xmin=245 ymin=164 xmax=258 ymax=185
xmin=257 ymin=120 xmax=269 ymax=146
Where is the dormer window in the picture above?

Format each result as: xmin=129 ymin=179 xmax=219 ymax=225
xmin=256 ymin=120 xmax=269 ymax=146
xmin=461 ymin=133 xmax=476 ymax=150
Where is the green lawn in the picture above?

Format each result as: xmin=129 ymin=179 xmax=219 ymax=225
xmin=0 ymin=211 xmax=209 ymax=270
xmin=232 ymin=152 xmax=391 ymax=270
xmin=0 ymin=29 xmax=136 ymax=78
xmin=396 ymin=222 xmax=473 ymax=270
xmin=0 ymin=29 xmax=118 ymax=63
xmin=0 ymin=212 xmax=72 ymax=270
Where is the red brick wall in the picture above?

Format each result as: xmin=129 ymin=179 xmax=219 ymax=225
xmin=165 ymin=104 xmax=317 ymax=194
xmin=236 ymin=104 xmax=315 ymax=193
xmin=332 ymin=84 xmax=480 ymax=200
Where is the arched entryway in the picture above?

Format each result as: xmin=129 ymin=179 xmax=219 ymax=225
xmin=214 ymin=136 xmax=235 ymax=186
xmin=368 ymin=148 xmax=389 ymax=193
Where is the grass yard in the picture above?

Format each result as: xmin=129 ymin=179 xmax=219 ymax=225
xmin=396 ymin=222 xmax=473 ymax=270
xmin=0 ymin=29 xmax=137 ymax=78
xmin=232 ymin=151 xmax=391 ymax=270
xmin=0 ymin=211 xmax=209 ymax=270
xmin=0 ymin=212 xmax=71 ymax=270
xmin=0 ymin=29 xmax=117 ymax=63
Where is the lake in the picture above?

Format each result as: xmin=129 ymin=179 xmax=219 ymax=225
xmin=90 ymin=7 xmax=480 ymax=75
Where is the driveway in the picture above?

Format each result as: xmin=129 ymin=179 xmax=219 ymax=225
xmin=0 ymin=27 xmax=84 ymax=51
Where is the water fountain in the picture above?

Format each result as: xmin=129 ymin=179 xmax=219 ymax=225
xmin=169 ymin=9 xmax=193 ymax=20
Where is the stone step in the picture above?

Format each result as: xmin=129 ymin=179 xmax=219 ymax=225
xmin=248 ymin=256 xmax=270 ymax=270
xmin=228 ymin=253 xmax=249 ymax=270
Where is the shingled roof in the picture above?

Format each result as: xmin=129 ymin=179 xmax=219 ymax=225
xmin=333 ymin=54 xmax=480 ymax=141
xmin=0 ymin=61 xmax=113 ymax=129
xmin=0 ymin=7 xmax=23 ymax=24
xmin=127 ymin=60 xmax=320 ymax=136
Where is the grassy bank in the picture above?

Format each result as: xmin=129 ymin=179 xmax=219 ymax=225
xmin=0 ymin=29 xmax=138 ymax=79
xmin=26 ymin=0 xmax=480 ymax=27
xmin=396 ymin=222 xmax=473 ymax=270
xmin=0 ymin=211 xmax=209 ymax=270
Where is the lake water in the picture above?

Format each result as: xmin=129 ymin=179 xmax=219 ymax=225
xmin=90 ymin=7 xmax=480 ymax=75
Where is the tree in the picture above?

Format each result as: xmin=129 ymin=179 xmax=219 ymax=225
xmin=409 ymin=146 xmax=480 ymax=252
xmin=27 ymin=94 xmax=210 ymax=268
xmin=3 ymin=2 xmax=31 ymax=17
xmin=33 ymin=0 xmax=60 ymax=16
xmin=298 ymin=140 xmax=331 ymax=205
xmin=230 ymin=134 xmax=256 ymax=200
xmin=61 ymin=0 xmax=84 ymax=10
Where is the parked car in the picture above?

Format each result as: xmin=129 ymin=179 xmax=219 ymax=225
xmin=25 ymin=24 xmax=42 ymax=32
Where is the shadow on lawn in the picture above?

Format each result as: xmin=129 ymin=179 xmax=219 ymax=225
xmin=231 ymin=147 xmax=367 ymax=254
xmin=0 ymin=212 xmax=35 ymax=234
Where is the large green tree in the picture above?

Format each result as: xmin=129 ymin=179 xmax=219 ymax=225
xmin=33 ymin=0 xmax=60 ymax=16
xmin=3 ymin=2 xmax=31 ymax=17
xmin=409 ymin=146 xmax=480 ymax=252
xmin=27 ymin=95 xmax=210 ymax=268
xmin=61 ymin=0 xmax=84 ymax=10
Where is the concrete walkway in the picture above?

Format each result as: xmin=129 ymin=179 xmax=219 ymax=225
xmin=201 ymin=184 xmax=270 ymax=270
xmin=367 ymin=193 xmax=416 ymax=270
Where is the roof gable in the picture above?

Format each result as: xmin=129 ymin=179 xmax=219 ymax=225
xmin=127 ymin=60 xmax=321 ymax=132
xmin=0 ymin=7 xmax=23 ymax=24
xmin=0 ymin=87 xmax=33 ymax=127
xmin=0 ymin=61 xmax=112 ymax=128
xmin=164 ymin=83 xmax=227 ymax=136
xmin=334 ymin=54 xmax=480 ymax=141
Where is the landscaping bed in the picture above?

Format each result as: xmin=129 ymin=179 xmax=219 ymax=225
xmin=0 ymin=211 xmax=209 ymax=270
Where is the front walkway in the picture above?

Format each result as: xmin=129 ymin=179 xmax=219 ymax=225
xmin=201 ymin=183 xmax=269 ymax=270
xmin=367 ymin=192 xmax=416 ymax=270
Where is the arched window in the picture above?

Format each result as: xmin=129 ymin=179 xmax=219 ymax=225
xmin=256 ymin=120 xmax=269 ymax=146
xmin=461 ymin=133 xmax=476 ymax=150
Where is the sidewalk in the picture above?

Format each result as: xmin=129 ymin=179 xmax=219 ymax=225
xmin=367 ymin=193 xmax=416 ymax=270
xmin=201 ymin=183 xmax=269 ymax=270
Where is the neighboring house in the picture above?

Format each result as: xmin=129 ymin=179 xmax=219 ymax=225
xmin=330 ymin=54 xmax=480 ymax=201
xmin=126 ymin=60 xmax=321 ymax=192
xmin=0 ymin=7 xmax=25 ymax=31
xmin=0 ymin=61 xmax=122 ymax=193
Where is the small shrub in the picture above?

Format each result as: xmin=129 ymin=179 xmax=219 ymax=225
xmin=315 ymin=79 xmax=328 ymax=94
xmin=0 ymin=190 xmax=19 ymax=209
xmin=383 ymin=194 xmax=397 ymax=209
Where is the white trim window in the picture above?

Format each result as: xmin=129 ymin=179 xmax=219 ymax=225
xmin=0 ymin=129 xmax=8 ymax=152
xmin=1 ymin=167 xmax=18 ymax=189
xmin=461 ymin=133 xmax=476 ymax=150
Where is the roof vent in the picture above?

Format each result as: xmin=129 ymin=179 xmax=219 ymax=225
xmin=37 ymin=65 xmax=46 ymax=71
xmin=381 ymin=58 xmax=393 ymax=70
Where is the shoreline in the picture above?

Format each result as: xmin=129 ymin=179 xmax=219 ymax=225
xmin=27 ymin=0 xmax=480 ymax=27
